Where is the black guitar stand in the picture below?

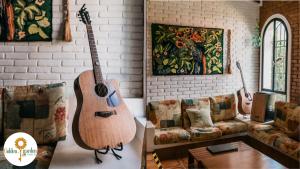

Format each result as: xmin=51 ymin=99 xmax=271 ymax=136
xmin=94 ymin=142 xmax=123 ymax=164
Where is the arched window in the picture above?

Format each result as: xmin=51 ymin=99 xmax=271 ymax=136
xmin=260 ymin=14 xmax=291 ymax=101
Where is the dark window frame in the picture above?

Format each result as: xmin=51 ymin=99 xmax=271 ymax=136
xmin=261 ymin=18 xmax=288 ymax=96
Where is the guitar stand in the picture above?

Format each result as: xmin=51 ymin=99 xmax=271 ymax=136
xmin=94 ymin=142 xmax=123 ymax=164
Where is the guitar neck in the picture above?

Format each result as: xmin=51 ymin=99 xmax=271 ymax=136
xmin=239 ymin=68 xmax=248 ymax=94
xmin=86 ymin=24 xmax=104 ymax=84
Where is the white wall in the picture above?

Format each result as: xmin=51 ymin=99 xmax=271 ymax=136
xmin=0 ymin=0 xmax=144 ymax=98
xmin=146 ymin=0 xmax=260 ymax=102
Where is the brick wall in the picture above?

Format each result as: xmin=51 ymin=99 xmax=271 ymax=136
xmin=146 ymin=1 xmax=260 ymax=102
xmin=260 ymin=1 xmax=300 ymax=104
xmin=0 ymin=0 xmax=144 ymax=98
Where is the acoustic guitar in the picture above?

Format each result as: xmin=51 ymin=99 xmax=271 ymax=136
xmin=72 ymin=5 xmax=136 ymax=150
xmin=236 ymin=61 xmax=253 ymax=115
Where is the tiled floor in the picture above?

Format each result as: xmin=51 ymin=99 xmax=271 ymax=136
xmin=146 ymin=153 xmax=188 ymax=169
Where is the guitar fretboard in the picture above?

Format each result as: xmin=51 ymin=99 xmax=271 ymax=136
xmin=86 ymin=24 xmax=103 ymax=84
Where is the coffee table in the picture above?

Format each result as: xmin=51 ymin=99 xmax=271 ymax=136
xmin=188 ymin=141 xmax=287 ymax=169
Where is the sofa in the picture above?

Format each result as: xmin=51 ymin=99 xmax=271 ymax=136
xmin=146 ymin=94 xmax=248 ymax=151
xmin=0 ymin=82 xmax=68 ymax=169
xmin=248 ymin=101 xmax=300 ymax=160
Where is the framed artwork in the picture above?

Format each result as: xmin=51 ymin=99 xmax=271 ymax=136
xmin=0 ymin=0 xmax=52 ymax=41
xmin=152 ymin=23 xmax=224 ymax=76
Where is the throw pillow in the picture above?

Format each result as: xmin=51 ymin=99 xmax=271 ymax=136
xmin=148 ymin=100 xmax=181 ymax=129
xmin=3 ymin=82 xmax=67 ymax=144
xmin=209 ymin=94 xmax=237 ymax=122
xmin=186 ymin=103 xmax=213 ymax=128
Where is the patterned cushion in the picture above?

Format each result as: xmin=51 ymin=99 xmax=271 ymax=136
xmin=148 ymin=100 xmax=181 ymax=129
xmin=181 ymin=98 xmax=210 ymax=129
xmin=249 ymin=124 xmax=284 ymax=145
xmin=249 ymin=123 xmax=300 ymax=160
xmin=188 ymin=127 xmax=222 ymax=141
xmin=209 ymin=94 xmax=237 ymax=122
xmin=154 ymin=127 xmax=190 ymax=145
xmin=186 ymin=100 xmax=213 ymax=128
xmin=0 ymin=145 xmax=56 ymax=169
xmin=3 ymin=82 xmax=67 ymax=144
xmin=274 ymin=135 xmax=300 ymax=160
xmin=214 ymin=120 xmax=247 ymax=135
xmin=274 ymin=102 xmax=300 ymax=132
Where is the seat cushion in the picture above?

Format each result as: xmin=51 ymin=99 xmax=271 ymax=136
xmin=214 ymin=120 xmax=247 ymax=135
xmin=209 ymin=94 xmax=237 ymax=122
xmin=148 ymin=100 xmax=182 ymax=129
xmin=154 ymin=127 xmax=190 ymax=145
xmin=0 ymin=144 xmax=56 ymax=169
xmin=249 ymin=124 xmax=285 ymax=145
xmin=188 ymin=127 xmax=222 ymax=141
xmin=181 ymin=98 xmax=210 ymax=129
xmin=3 ymin=82 xmax=67 ymax=144
xmin=274 ymin=134 xmax=300 ymax=160
xmin=274 ymin=102 xmax=300 ymax=132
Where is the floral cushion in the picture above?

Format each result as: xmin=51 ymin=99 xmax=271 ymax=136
xmin=154 ymin=127 xmax=190 ymax=145
xmin=274 ymin=134 xmax=300 ymax=160
xmin=274 ymin=102 xmax=300 ymax=133
xmin=188 ymin=127 xmax=222 ymax=141
xmin=209 ymin=94 xmax=237 ymax=122
xmin=3 ymin=82 xmax=67 ymax=144
xmin=181 ymin=98 xmax=210 ymax=129
xmin=249 ymin=124 xmax=300 ymax=160
xmin=214 ymin=120 xmax=247 ymax=135
xmin=249 ymin=124 xmax=285 ymax=145
xmin=0 ymin=144 xmax=56 ymax=169
xmin=148 ymin=100 xmax=182 ymax=129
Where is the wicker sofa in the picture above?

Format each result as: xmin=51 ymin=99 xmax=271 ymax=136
xmin=0 ymin=82 xmax=68 ymax=169
xmin=146 ymin=94 xmax=248 ymax=152
xmin=248 ymin=101 xmax=300 ymax=161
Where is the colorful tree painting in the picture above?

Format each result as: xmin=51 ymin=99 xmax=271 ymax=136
xmin=152 ymin=24 xmax=224 ymax=75
xmin=0 ymin=0 xmax=52 ymax=41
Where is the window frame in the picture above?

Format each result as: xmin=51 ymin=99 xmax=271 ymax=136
xmin=259 ymin=14 xmax=292 ymax=101
xmin=261 ymin=18 xmax=288 ymax=95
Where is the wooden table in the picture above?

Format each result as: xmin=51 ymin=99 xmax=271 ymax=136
xmin=188 ymin=141 xmax=287 ymax=169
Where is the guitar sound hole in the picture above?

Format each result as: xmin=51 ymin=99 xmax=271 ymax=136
xmin=95 ymin=83 xmax=108 ymax=97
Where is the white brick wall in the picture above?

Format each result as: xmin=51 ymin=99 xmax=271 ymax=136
xmin=0 ymin=0 xmax=144 ymax=98
xmin=146 ymin=1 xmax=260 ymax=102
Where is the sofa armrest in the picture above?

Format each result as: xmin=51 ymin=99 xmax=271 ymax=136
xmin=146 ymin=120 xmax=155 ymax=152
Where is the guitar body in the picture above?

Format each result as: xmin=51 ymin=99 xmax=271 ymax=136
xmin=72 ymin=70 xmax=136 ymax=150
xmin=237 ymin=89 xmax=252 ymax=115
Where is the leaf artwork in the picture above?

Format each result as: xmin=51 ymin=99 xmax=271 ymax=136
xmin=152 ymin=24 xmax=224 ymax=75
xmin=0 ymin=0 xmax=52 ymax=41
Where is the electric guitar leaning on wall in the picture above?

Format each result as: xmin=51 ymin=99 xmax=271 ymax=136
xmin=236 ymin=61 xmax=253 ymax=115
xmin=72 ymin=5 xmax=136 ymax=153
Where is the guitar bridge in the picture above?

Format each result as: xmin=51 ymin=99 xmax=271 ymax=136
xmin=95 ymin=111 xmax=116 ymax=118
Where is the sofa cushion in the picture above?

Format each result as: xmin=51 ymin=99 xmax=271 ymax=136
xmin=0 ymin=144 xmax=56 ymax=169
xmin=154 ymin=127 xmax=190 ymax=145
xmin=214 ymin=120 xmax=247 ymax=135
xmin=249 ymin=124 xmax=284 ymax=145
xmin=274 ymin=134 xmax=300 ymax=160
xmin=209 ymin=94 xmax=237 ymax=122
xmin=149 ymin=100 xmax=182 ymax=129
xmin=182 ymin=98 xmax=210 ymax=129
xmin=3 ymin=82 xmax=67 ymax=144
xmin=274 ymin=102 xmax=300 ymax=132
xmin=186 ymin=100 xmax=213 ymax=128
xmin=188 ymin=127 xmax=222 ymax=141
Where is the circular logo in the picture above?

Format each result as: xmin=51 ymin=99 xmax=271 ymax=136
xmin=3 ymin=132 xmax=37 ymax=166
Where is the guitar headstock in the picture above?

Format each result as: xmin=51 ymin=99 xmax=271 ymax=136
xmin=78 ymin=4 xmax=91 ymax=25
xmin=236 ymin=61 xmax=241 ymax=70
